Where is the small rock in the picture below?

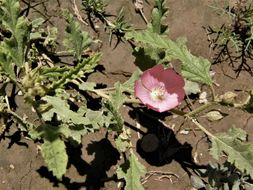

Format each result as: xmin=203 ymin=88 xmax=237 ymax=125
xmin=9 ymin=164 xmax=15 ymax=169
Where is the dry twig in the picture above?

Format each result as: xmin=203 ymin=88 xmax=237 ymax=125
xmin=141 ymin=170 xmax=179 ymax=184
xmin=133 ymin=0 xmax=148 ymax=24
xmin=73 ymin=0 xmax=89 ymax=25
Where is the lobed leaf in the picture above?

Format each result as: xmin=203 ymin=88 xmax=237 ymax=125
xmin=0 ymin=0 xmax=30 ymax=67
xmin=117 ymin=153 xmax=146 ymax=190
xmin=63 ymin=10 xmax=92 ymax=60
xmin=42 ymin=95 xmax=90 ymax=125
xmin=49 ymin=53 xmax=101 ymax=90
xmin=210 ymin=127 xmax=253 ymax=178
xmin=148 ymin=0 xmax=169 ymax=34
xmin=126 ymin=30 xmax=213 ymax=85
xmin=41 ymin=138 xmax=68 ymax=180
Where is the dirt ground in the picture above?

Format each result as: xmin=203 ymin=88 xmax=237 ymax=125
xmin=0 ymin=0 xmax=253 ymax=190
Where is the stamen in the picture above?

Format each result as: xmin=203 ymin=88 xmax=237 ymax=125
xmin=150 ymin=86 xmax=166 ymax=101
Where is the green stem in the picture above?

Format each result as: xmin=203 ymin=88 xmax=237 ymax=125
xmin=5 ymin=109 xmax=35 ymax=130
xmin=188 ymin=116 xmax=216 ymax=139
xmin=186 ymin=101 xmax=217 ymax=117
xmin=92 ymin=88 xmax=217 ymax=117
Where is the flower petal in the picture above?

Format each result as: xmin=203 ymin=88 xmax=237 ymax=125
xmin=146 ymin=93 xmax=179 ymax=112
xmin=134 ymin=80 xmax=152 ymax=105
xmin=134 ymin=64 xmax=185 ymax=113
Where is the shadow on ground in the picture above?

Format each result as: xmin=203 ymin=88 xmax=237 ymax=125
xmin=129 ymin=108 xmax=205 ymax=175
xmin=37 ymin=138 xmax=120 ymax=190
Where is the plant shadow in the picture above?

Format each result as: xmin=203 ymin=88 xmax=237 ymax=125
xmin=129 ymin=108 xmax=205 ymax=175
xmin=37 ymin=137 xmax=120 ymax=190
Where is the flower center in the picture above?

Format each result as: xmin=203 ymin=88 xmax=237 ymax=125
xmin=150 ymin=86 xmax=166 ymax=101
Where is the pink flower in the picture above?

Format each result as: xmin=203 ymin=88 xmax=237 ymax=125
xmin=134 ymin=64 xmax=185 ymax=112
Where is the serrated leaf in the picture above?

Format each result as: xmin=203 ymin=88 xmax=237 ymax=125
xmin=125 ymin=30 xmax=212 ymax=85
xmin=210 ymin=127 xmax=253 ymax=178
xmin=85 ymin=109 xmax=105 ymax=130
xmin=60 ymin=124 xmax=88 ymax=144
xmin=78 ymin=82 xmax=96 ymax=91
xmin=0 ymin=0 xmax=30 ymax=67
xmin=31 ymin=17 xmax=45 ymax=28
xmin=41 ymin=138 xmax=68 ymax=180
xmin=44 ymin=27 xmax=58 ymax=46
xmin=117 ymin=153 xmax=146 ymax=190
xmin=115 ymin=136 xmax=130 ymax=152
xmin=204 ymin=110 xmax=227 ymax=121
xmin=63 ymin=10 xmax=92 ymax=60
xmin=122 ymin=69 xmax=141 ymax=93
xmin=0 ymin=50 xmax=15 ymax=78
xmin=103 ymin=100 xmax=124 ymax=132
xmin=148 ymin=0 xmax=168 ymax=34
xmin=184 ymin=79 xmax=201 ymax=95
xmin=111 ymin=82 xmax=127 ymax=110
xmin=49 ymin=53 xmax=101 ymax=90
xmin=42 ymin=95 xmax=89 ymax=125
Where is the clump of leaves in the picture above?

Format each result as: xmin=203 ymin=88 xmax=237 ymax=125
xmin=206 ymin=0 xmax=253 ymax=76
xmin=82 ymin=0 xmax=106 ymax=18
xmin=191 ymin=161 xmax=253 ymax=190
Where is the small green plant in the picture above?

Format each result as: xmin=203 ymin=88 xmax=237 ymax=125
xmin=206 ymin=0 xmax=253 ymax=76
xmin=1 ymin=0 xmax=253 ymax=189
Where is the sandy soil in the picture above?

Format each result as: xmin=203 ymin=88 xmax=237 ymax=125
xmin=0 ymin=0 xmax=252 ymax=190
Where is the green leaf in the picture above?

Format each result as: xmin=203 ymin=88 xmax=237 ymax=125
xmin=78 ymin=82 xmax=97 ymax=91
xmin=125 ymin=30 xmax=212 ymax=85
xmin=49 ymin=53 xmax=101 ymax=90
xmin=42 ymin=95 xmax=89 ymax=125
xmin=41 ymin=138 xmax=68 ymax=180
xmin=85 ymin=109 xmax=106 ymax=130
xmin=111 ymin=82 xmax=127 ymax=110
xmin=122 ymin=69 xmax=141 ymax=93
xmin=184 ymin=79 xmax=201 ymax=95
xmin=1 ymin=0 xmax=20 ymax=32
xmin=115 ymin=128 xmax=131 ymax=152
xmin=63 ymin=10 xmax=92 ymax=60
xmin=0 ymin=50 xmax=15 ymax=78
xmin=44 ymin=27 xmax=58 ymax=46
xmin=204 ymin=110 xmax=227 ymax=121
xmin=60 ymin=124 xmax=88 ymax=144
xmin=0 ymin=0 xmax=30 ymax=67
xmin=117 ymin=153 xmax=146 ymax=190
xmin=103 ymin=100 xmax=124 ymax=132
xmin=148 ymin=0 xmax=168 ymax=34
xmin=210 ymin=127 xmax=253 ymax=178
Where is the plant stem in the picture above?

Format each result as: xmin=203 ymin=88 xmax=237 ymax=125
xmin=210 ymin=84 xmax=216 ymax=101
xmin=5 ymin=109 xmax=35 ymax=129
xmin=188 ymin=116 xmax=216 ymax=139
xmin=186 ymin=101 xmax=217 ymax=117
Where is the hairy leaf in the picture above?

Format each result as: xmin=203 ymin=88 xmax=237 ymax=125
xmin=210 ymin=127 xmax=253 ymax=178
xmin=125 ymin=30 xmax=212 ymax=85
xmin=63 ymin=10 xmax=92 ymax=60
xmin=49 ymin=53 xmax=101 ymax=90
xmin=122 ymin=69 xmax=141 ymax=93
xmin=41 ymin=138 xmax=68 ymax=180
xmin=0 ymin=0 xmax=30 ymax=67
xmin=117 ymin=153 xmax=146 ymax=190
xmin=204 ymin=110 xmax=227 ymax=121
xmin=111 ymin=82 xmax=127 ymax=110
xmin=184 ymin=79 xmax=201 ymax=95
xmin=0 ymin=50 xmax=15 ymax=78
xmin=42 ymin=95 xmax=89 ymax=125
xmin=148 ymin=0 xmax=168 ymax=34
xmin=60 ymin=124 xmax=88 ymax=144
